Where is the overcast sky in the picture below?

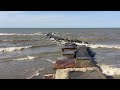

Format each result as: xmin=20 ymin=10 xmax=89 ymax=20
xmin=0 ymin=11 xmax=120 ymax=28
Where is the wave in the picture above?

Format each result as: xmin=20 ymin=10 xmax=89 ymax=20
xmin=84 ymin=43 xmax=119 ymax=49
xmin=89 ymin=44 xmax=120 ymax=49
xmin=26 ymin=68 xmax=44 ymax=79
xmin=0 ymin=46 xmax=32 ymax=52
xmin=45 ymin=59 xmax=56 ymax=64
xmin=61 ymin=41 xmax=120 ymax=49
xmin=98 ymin=64 xmax=120 ymax=76
xmin=27 ymin=64 xmax=120 ymax=79
xmin=47 ymin=32 xmax=120 ymax=50
xmin=0 ymin=44 xmax=57 ymax=52
xmin=0 ymin=32 xmax=45 ymax=36
xmin=56 ymin=40 xmax=120 ymax=49
xmin=13 ymin=56 xmax=36 ymax=61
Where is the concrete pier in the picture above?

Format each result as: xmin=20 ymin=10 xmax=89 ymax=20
xmin=43 ymin=32 xmax=107 ymax=79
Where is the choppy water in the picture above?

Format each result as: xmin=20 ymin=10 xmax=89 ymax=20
xmin=0 ymin=28 xmax=120 ymax=79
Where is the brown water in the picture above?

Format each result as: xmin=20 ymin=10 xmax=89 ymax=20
xmin=0 ymin=28 xmax=119 ymax=79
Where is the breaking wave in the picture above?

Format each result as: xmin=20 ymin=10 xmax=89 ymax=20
xmin=52 ymin=40 xmax=120 ymax=50
xmin=51 ymin=38 xmax=120 ymax=49
xmin=26 ymin=68 xmax=44 ymax=79
xmin=75 ymin=43 xmax=120 ymax=49
xmin=50 ymin=37 xmax=120 ymax=49
xmin=0 ymin=44 xmax=57 ymax=52
xmin=14 ymin=56 xmax=36 ymax=61
xmin=98 ymin=64 xmax=120 ymax=76
xmin=0 ymin=46 xmax=32 ymax=52
xmin=45 ymin=59 xmax=56 ymax=64
xmin=89 ymin=44 xmax=120 ymax=49
xmin=48 ymin=33 xmax=120 ymax=49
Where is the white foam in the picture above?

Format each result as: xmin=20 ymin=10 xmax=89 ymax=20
xmin=88 ymin=44 xmax=120 ymax=49
xmin=60 ymin=40 xmax=67 ymax=45
xmin=74 ymin=42 xmax=120 ymax=49
xmin=0 ymin=46 xmax=32 ymax=52
xmin=48 ymin=33 xmax=120 ymax=49
xmin=98 ymin=64 xmax=120 ymax=76
xmin=74 ymin=42 xmax=88 ymax=46
xmin=33 ymin=32 xmax=46 ymax=35
xmin=45 ymin=59 xmax=55 ymax=64
xmin=50 ymin=38 xmax=55 ymax=41
xmin=26 ymin=68 xmax=44 ymax=79
xmin=14 ymin=56 xmax=36 ymax=61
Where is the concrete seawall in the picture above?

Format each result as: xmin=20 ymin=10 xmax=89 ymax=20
xmin=43 ymin=32 xmax=108 ymax=79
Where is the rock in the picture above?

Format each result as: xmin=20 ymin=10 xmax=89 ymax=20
xmin=62 ymin=43 xmax=77 ymax=54
xmin=62 ymin=48 xmax=76 ymax=53
xmin=70 ymin=39 xmax=74 ymax=42
xmin=84 ymin=42 xmax=89 ymax=44
xmin=64 ymin=38 xmax=70 ymax=42
xmin=87 ymin=48 xmax=96 ymax=57
xmin=64 ymin=43 xmax=77 ymax=50
xmin=49 ymin=35 xmax=54 ymax=38
xmin=54 ymin=36 xmax=60 ymax=41
xmin=65 ymin=42 xmax=77 ymax=46
xmin=58 ymin=37 xmax=64 ymax=41
xmin=46 ymin=32 xmax=52 ymax=36
xmin=73 ymin=39 xmax=82 ymax=43
xmin=57 ymin=37 xmax=64 ymax=41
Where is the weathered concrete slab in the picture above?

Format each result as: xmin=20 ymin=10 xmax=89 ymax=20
xmin=65 ymin=43 xmax=77 ymax=46
xmin=75 ymin=60 xmax=97 ymax=68
xmin=62 ymin=43 xmax=77 ymax=51
xmin=63 ymin=46 xmax=77 ymax=49
xmin=62 ymin=50 xmax=76 ymax=58
xmin=44 ymin=74 xmax=55 ymax=79
xmin=63 ymin=54 xmax=75 ymax=59
xmin=54 ymin=60 xmax=76 ymax=69
xmin=69 ymin=70 xmax=106 ymax=79
xmin=75 ymin=46 xmax=93 ymax=60
xmin=63 ymin=50 xmax=76 ymax=55
xmin=53 ymin=59 xmax=97 ymax=70
xmin=62 ymin=48 xmax=76 ymax=52
xmin=55 ymin=67 xmax=106 ymax=79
